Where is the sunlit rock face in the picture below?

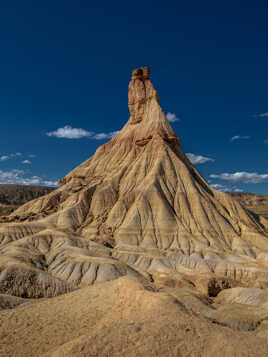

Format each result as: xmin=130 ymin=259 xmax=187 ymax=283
xmin=0 ymin=66 xmax=268 ymax=299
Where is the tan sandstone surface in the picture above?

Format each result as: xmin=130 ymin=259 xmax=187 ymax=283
xmin=1 ymin=66 xmax=268 ymax=356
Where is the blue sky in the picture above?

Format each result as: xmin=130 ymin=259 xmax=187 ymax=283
xmin=0 ymin=1 xmax=267 ymax=193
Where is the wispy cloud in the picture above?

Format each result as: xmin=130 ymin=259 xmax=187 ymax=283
xmin=210 ymin=172 xmax=268 ymax=184
xmin=47 ymin=125 xmax=93 ymax=139
xmin=0 ymin=153 xmax=23 ymax=162
xmin=22 ymin=160 xmax=31 ymax=164
xmin=93 ymin=131 xmax=119 ymax=140
xmin=166 ymin=112 xmax=180 ymax=123
xmin=186 ymin=153 xmax=215 ymax=164
xmin=255 ymin=112 xmax=268 ymax=118
xmin=210 ymin=183 xmax=243 ymax=192
xmin=29 ymin=154 xmax=36 ymax=158
xmin=47 ymin=125 xmax=119 ymax=140
xmin=0 ymin=169 xmax=58 ymax=187
xmin=211 ymin=183 xmax=229 ymax=192
xmin=230 ymin=135 xmax=250 ymax=142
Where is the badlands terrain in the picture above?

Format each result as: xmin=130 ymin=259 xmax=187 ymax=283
xmin=1 ymin=67 xmax=268 ymax=356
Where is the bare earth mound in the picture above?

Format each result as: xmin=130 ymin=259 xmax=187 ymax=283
xmin=1 ymin=67 xmax=268 ymax=356
xmin=2 ymin=276 xmax=268 ymax=357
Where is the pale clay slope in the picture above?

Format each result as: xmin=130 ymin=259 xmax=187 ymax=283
xmin=1 ymin=276 xmax=268 ymax=357
xmin=1 ymin=67 xmax=268 ymax=356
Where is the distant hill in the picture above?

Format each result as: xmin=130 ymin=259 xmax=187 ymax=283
xmin=228 ymin=192 xmax=268 ymax=219
xmin=0 ymin=184 xmax=55 ymax=216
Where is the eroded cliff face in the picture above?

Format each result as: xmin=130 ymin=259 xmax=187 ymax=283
xmin=0 ymin=67 xmax=268 ymax=300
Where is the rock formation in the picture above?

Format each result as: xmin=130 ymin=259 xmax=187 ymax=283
xmin=1 ymin=66 xmax=268 ymax=298
xmin=1 ymin=66 xmax=268 ymax=356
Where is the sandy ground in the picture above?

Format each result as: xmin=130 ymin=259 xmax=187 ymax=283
xmin=1 ymin=276 xmax=268 ymax=357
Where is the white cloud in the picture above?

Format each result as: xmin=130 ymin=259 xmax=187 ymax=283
xmin=29 ymin=154 xmax=36 ymax=158
xmin=211 ymin=183 xmax=229 ymax=192
xmin=230 ymin=135 xmax=250 ymax=142
xmin=0 ymin=169 xmax=58 ymax=187
xmin=47 ymin=125 xmax=93 ymax=139
xmin=186 ymin=153 xmax=215 ymax=164
xmin=255 ymin=112 xmax=268 ymax=118
xmin=210 ymin=183 xmax=243 ymax=193
xmin=92 ymin=131 xmax=119 ymax=140
xmin=22 ymin=160 xmax=31 ymax=164
xmin=166 ymin=112 xmax=180 ymax=123
xmin=0 ymin=155 xmax=9 ymax=162
xmin=47 ymin=125 xmax=119 ymax=140
xmin=10 ymin=152 xmax=22 ymax=157
xmin=233 ymin=188 xmax=244 ymax=192
xmin=0 ymin=153 xmax=23 ymax=162
xmin=210 ymin=172 xmax=268 ymax=184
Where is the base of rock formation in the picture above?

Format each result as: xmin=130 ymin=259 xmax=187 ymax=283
xmin=2 ymin=276 xmax=268 ymax=357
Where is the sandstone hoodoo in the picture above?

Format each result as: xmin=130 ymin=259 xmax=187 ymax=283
xmin=0 ymin=67 xmax=268 ymax=299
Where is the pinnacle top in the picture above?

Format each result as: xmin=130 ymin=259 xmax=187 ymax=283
xmin=131 ymin=66 xmax=150 ymax=80
xmin=126 ymin=66 xmax=179 ymax=145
